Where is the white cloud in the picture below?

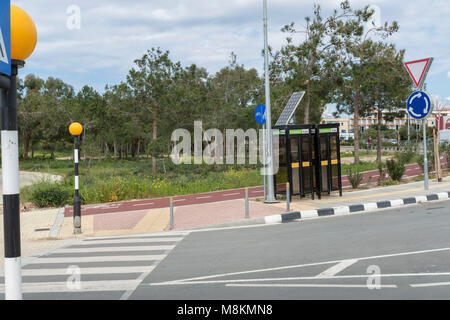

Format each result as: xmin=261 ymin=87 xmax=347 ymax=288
xmin=8 ymin=0 xmax=450 ymax=100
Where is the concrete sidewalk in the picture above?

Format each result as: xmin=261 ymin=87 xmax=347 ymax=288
xmin=2 ymin=176 xmax=450 ymax=266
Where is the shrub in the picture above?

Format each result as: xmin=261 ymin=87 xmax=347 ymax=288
xmin=347 ymin=168 xmax=363 ymax=189
xmin=386 ymin=159 xmax=405 ymax=182
xmin=30 ymin=182 xmax=71 ymax=208
xmin=394 ymin=150 xmax=416 ymax=164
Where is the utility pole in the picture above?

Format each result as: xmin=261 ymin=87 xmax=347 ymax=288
xmin=263 ymin=0 xmax=277 ymax=203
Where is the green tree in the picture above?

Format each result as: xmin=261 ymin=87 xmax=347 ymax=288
xmin=334 ymin=7 xmax=399 ymax=164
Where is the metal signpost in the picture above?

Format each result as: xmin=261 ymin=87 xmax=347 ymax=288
xmin=255 ymin=104 xmax=267 ymax=199
xmin=404 ymin=58 xmax=434 ymax=191
xmin=407 ymin=91 xmax=432 ymax=190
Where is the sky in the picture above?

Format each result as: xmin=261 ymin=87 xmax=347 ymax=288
xmin=9 ymin=0 xmax=450 ymax=115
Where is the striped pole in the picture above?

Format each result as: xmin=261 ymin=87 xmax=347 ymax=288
xmin=69 ymin=123 xmax=83 ymax=235
xmin=73 ymin=136 xmax=81 ymax=234
xmin=1 ymin=61 xmax=23 ymax=300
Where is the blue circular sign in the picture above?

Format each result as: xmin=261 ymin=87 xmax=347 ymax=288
xmin=255 ymin=104 xmax=266 ymax=125
xmin=407 ymin=91 xmax=432 ymax=120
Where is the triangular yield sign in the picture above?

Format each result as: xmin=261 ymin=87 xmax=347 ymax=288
xmin=404 ymin=58 xmax=433 ymax=88
xmin=0 ymin=25 xmax=8 ymax=64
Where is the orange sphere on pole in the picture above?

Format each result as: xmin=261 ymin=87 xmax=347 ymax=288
xmin=11 ymin=5 xmax=37 ymax=61
xmin=69 ymin=123 xmax=83 ymax=136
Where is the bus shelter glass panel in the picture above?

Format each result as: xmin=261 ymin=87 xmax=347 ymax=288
xmin=330 ymin=135 xmax=339 ymax=190
xmin=300 ymin=136 xmax=312 ymax=195
xmin=320 ymin=136 xmax=329 ymax=193
xmin=275 ymin=134 xmax=288 ymax=194
xmin=289 ymin=136 xmax=300 ymax=195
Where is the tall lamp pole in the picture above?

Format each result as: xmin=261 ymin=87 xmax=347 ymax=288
xmin=1 ymin=4 xmax=37 ymax=300
xmin=69 ymin=123 xmax=83 ymax=234
xmin=263 ymin=0 xmax=277 ymax=203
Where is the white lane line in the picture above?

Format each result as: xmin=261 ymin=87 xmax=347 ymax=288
xmin=133 ymin=203 xmax=154 ymax=207
xmin=0 ymin=280 xmax=141 ymax=293
xmin=150 ymin=272 xmax=450 ymax=287
xmin=223 ymin=193 xmax=241 ymax=197
xmin=410 ymin=281 xmax=450 ymax=288
xmin=174 ymin=199 xmax=186 ymax=202
xmin=4 ymin=266 xmax=156 ymax=277
xmin=52 ymin=245 xmax=175 ymax=254
xmin=153 ymin=247 xmax=450 ymax=285
xmin=316 ymin=259 xmax=358 ymax=278
xmin=226 ymin=284 xmax=397 ymax=289
xmin=196 ymin=196 xmax=212 ymax=200
xmin=76 ymin=237 xmax=184 ymax=245
xmin=35 ymin=255 xmax=166 ymax=264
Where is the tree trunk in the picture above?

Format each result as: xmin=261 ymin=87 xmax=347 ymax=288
xmin=152 ymin=118 xmax=157 ymax=173
xmin=31 ymin=143 xmax=35 ymax=160
xmin=23 ymin=134 xmax=31 ymax=161
xmin=304 ymin=82 xmax=311 ymax=124
xmin=353 ymin=86 xmax=360 ymax=165
xmin=104 ymin=142 xmax=108 ymax=160
xmin=113 ymin=140 xmax=118 ymax=160
xmin=136 ymin=139 xmax=141 ymax=162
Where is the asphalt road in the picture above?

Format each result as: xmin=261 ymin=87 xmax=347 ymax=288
xmin=1 ymin=200 xmax=450 ymax=300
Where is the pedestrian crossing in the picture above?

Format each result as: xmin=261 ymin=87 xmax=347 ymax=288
xmin=0 ymin=231 xmax=189 ymax=299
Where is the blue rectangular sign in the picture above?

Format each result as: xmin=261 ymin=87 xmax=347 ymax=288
xmin=0 ymin=0 xmax=11 ymax=76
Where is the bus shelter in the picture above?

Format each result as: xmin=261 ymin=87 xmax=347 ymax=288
xmin=273 ymin=123 xmax=342 ymax=200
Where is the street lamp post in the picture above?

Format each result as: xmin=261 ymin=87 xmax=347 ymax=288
xmin=0 ymin=4 xmax=37 ymax=300
xmin=263 ymin=0 xmax=277 ymax=203
xmin=69 ymin=123 xmax=83 ymax=234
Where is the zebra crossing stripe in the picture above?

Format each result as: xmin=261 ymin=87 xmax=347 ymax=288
xmin=74 ymin=237 xmax=184 ymax=245
xmin=0 ymin=233 xmax=187 ymax=298
xmin=52 ymin=245 xmax=176 ymax=253
xmin=0 ymin=280 xmax=142 ymax=294
xmin=1 ymin=266 xmax=156 ymax=277
xmin=34 ymin=254 xmax=167 ymax=264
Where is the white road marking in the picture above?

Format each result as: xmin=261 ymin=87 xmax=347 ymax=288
xmin=150 ymin=272 xmax=450 ymax=287
xmin=151 ymin=247 xmax=450 ymax=285
xmin=120 ymin=266 xmax=155 ymax=300
xmin=223 ymin=193 xmax=241 ymax=197
xmin=0 ymin=280 xmax=141 ymax=293
xmin=226 ymin=283 xmax=397 ymax=289
xmin=75 ymin=237 xmax=184 ymax=245
xmin=196 ymin=196 xmax=212 ymax=200
xmin=35 ymin=255 xmax=166 ymax=264
xmin=1 ymin=266 xmax=156 ymax=277
xmin=52 ymin=245 xmax=175 ymax=254
xmin=410 ymin=281 xmax=450 ymax=288
xmin=316 ymin=259 xmax=358 ymax=278
xmin=132 ymin=203 xmax=154 ymax=207
xmin=174 ymin=199 xmax=186 ymax=202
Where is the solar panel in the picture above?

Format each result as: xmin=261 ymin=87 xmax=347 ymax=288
xmin=275 ymin=92 xmax=305 ymax=126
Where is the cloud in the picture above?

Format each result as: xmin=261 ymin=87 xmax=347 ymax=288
xmin=9 ymin=0 xmax=450 ymax=100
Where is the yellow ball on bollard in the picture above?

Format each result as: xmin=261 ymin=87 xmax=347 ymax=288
xmin=11 ymin=5 xmax=38 ymax=62
xmin=69 ymin=123 xmax=83 ymax=136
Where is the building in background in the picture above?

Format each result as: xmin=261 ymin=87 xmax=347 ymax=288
xmin=322 ymin=112 xmax=439 ymax=141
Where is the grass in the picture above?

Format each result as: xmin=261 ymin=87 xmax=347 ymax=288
xmin=19 ymin=158 xmax=265 ymax=207
xmin=18 ymin=151 xmax=441 ymax=208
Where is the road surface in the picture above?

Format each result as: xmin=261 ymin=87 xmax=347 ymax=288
xmin=2 ymin=200 xmax=450 ymax=300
